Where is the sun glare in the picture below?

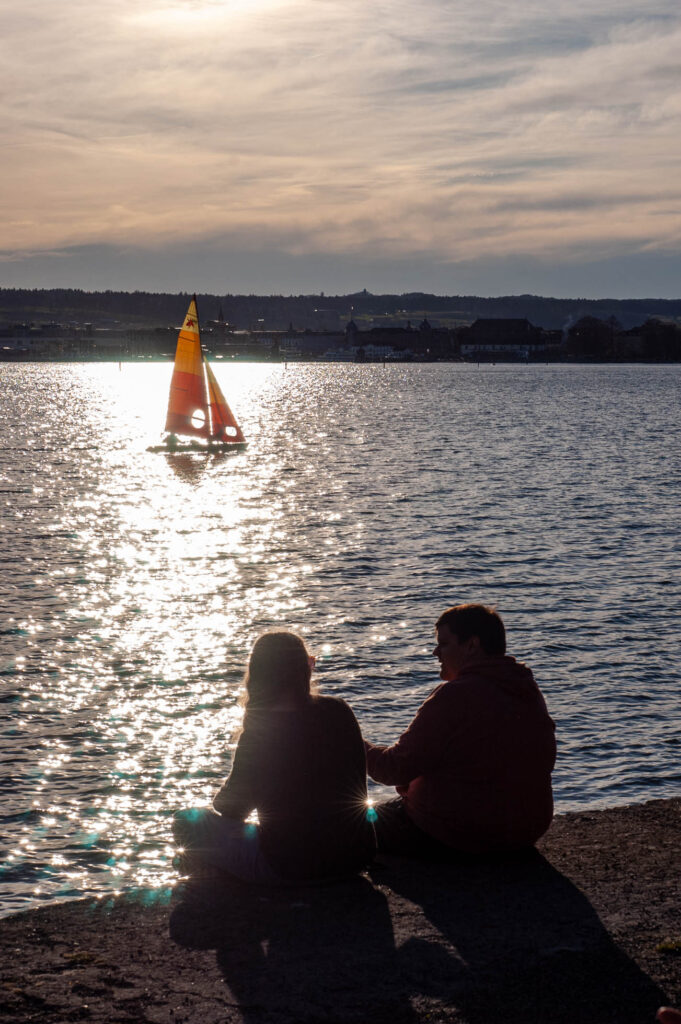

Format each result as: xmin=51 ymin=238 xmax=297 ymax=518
xmin=131 ymin=0 xmax=285 ymax=32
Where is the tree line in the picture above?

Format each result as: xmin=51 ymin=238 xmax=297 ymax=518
xmin=2 ymin=288 xmax=681 ymax=332
xmin=565 ymin=316 xmax=681 ymax=361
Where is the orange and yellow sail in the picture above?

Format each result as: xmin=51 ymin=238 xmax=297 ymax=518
xmin=165 ymin=297 xmax=245 ymax=443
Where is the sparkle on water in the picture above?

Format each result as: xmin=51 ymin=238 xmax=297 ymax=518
xmin=1 ymin=361 xmax=679 ymax=916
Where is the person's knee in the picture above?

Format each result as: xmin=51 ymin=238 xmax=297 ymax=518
xmin=172 ymin=807 xmax=208 ymax=843
xmin=172 ymin=810 xmax=188 ymax=843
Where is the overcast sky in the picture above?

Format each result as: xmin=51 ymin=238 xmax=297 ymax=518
xmin=2 ymin=0 xmax=681 ymax=297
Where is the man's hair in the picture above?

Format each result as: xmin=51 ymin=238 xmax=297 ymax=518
xmin=435 ymin=604 xmax=506 ymax=656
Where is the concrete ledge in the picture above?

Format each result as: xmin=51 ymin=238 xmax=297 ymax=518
xmin=0 ymin=797 xmax=679 ymax=1023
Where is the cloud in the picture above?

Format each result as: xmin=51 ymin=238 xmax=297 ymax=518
xmin=1 ymin=0 xmax=681 ymax=294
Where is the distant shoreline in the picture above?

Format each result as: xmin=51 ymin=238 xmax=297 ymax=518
xmin=1 ymin=354 xmax=680 ymax=366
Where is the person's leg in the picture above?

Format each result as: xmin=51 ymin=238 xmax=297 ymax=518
xmin=372 ymin=797 xmax=452 ymax=858
xmin=173 ymin=808 xmax=280 ymax=883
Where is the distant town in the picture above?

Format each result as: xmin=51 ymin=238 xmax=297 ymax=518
xmin=1 ymin=288 xmax=680 ymax=362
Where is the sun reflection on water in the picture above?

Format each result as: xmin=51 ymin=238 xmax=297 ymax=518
xmin=2 ymin=361 xmax=321 ymax=910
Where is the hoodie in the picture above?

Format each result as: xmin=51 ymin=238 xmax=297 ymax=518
xmin=365 ymin=656 xmax=556 ymax=852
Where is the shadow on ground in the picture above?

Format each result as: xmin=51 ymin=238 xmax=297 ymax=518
xmin=169 ymin=852 xmax=665 ymax=1024
xmin=170 ymin=873 xmax=410 ymax=1024
xmin=375 ymin=851 xmax=666 ymax=1024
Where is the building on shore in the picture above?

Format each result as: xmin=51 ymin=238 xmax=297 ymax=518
xmin=5 ymin=310 xmax=676 ymax=362
xmin=457 ymin=318 xmax=562 ymax=361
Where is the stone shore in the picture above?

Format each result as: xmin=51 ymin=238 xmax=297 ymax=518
xmin=0 ymin=797 xmax=679 ymax=1024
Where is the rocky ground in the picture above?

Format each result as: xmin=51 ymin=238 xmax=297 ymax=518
xmin=0 ymin=797 xmax=679 ymax=1024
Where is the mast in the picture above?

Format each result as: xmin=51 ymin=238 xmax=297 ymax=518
xmin=194 ymin=294 xmax=215 ymax=437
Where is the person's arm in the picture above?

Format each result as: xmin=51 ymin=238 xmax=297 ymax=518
xmin=212 ymin=729 xmax=257 ymax=819
xmin=365 ymin=684 xmax=455 ymax=787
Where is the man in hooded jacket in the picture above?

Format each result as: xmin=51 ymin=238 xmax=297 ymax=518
xmin=364 ymin=604 xmax=556 ymax=856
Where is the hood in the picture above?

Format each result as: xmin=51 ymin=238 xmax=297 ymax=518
xmin=458 ymin=655 xmax=540 ymax=699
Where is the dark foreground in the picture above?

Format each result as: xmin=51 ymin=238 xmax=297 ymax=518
xmin=0 ymin=798 xmax=679 ymax=1024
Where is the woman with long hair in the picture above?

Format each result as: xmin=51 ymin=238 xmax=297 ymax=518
xmin=173 ymin=631 xmax=376 ymax=882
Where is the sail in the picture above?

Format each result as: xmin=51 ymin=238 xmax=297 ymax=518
xmin=165 ymin=297 xmax=210 ymax=439
xmin=164 ymin=296 xmax=245 ymax=444
xmin=206 ymin=361 xmax=245 ymax=443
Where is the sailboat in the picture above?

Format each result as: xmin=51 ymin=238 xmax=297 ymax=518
xmin=163 ymin=296 xmax=245 ymax=448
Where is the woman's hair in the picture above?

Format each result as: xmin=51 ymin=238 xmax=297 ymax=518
xmin=243 ymin=631 xmax=314 ymax=711
xmin=435 ymin=604 xmax=506 ymax=656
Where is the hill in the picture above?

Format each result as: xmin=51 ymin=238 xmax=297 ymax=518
xmin=2 ymin=288 xmax=681 ymax=331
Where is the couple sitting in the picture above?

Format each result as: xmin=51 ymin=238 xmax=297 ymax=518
xmin=173 ymin=604 xmax=557 ymax=883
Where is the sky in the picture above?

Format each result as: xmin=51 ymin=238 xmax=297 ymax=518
xmin=2 ymin=0 xmax=681 ymax=298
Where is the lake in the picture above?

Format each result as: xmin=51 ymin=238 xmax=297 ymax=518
xmin=1 ymin=361 xmax=679 ymax=916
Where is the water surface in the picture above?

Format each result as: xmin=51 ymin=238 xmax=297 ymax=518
xmin=1 ymin=362 xmax=679 ymax=915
